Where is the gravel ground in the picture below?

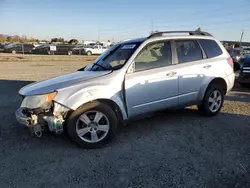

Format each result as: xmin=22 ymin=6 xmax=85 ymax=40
xmin=0 ymin=53 xmax=97 ymax=62
xmin=0 ymin=61 xmax=250 ymax=188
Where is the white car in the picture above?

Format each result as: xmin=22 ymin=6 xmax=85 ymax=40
xmin=16 ymin=31 xmax=235 ymax=149
xmin=83 ymin=45 xmax=107 ymax=56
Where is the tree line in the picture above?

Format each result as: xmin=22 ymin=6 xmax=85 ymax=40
xmin=0 ymin=34 xmax=79 ymax=44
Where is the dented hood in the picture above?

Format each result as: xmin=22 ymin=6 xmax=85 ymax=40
xmin=19 ymin=70 xmax=111 ymax=96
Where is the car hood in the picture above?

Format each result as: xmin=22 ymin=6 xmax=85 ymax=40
xmin=19 ymin=70 xmax=111 ymax=96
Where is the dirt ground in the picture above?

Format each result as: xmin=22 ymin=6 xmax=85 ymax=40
xmin=0 ymin=52 xmax=97 ymax=62
xmin=0 ymin=61 xmax=250 ymax=188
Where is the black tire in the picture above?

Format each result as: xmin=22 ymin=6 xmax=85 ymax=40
xmin=198 ymin=84 xmax=224 ymax=117
xmin=86 ymin=51 xmax=92 ymax=56
xmin=66 ymin=101 xmax=118 ymax=149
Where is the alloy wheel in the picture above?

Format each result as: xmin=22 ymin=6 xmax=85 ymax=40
xmin=76 ymin=111 xmax=110 ymax=143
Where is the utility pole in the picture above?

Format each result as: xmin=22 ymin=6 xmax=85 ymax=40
xmin=97 ymin=29 xmax=100 ymax=42
xmin=151 ymin=20 xmax=154 ymax=34
xmin=240 ymin=30 xmax=244 ymax=47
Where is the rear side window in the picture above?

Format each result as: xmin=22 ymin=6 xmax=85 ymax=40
xmin=198 ymin=39 xmax=223 ymax=58
xmin=176 ymin=40 xmax=203 ymax=63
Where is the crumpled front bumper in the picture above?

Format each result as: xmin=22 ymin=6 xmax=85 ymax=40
xmin=15 ymin=102 xmax=70 ymax=136
xmin=15 ymin=108 xmax=30 ymax=127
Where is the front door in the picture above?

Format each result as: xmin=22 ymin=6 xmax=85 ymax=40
xmin=92 ymin=45 xmax=100 ymax=54
xmin=125 ymin=40 xmax=179 ymax=117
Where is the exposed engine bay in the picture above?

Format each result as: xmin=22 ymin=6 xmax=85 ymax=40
xmin=16 ymin=101 xmax=70 ymax=137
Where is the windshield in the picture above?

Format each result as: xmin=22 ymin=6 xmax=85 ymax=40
xmin=85 ymin=42 xmax=142 ymax=71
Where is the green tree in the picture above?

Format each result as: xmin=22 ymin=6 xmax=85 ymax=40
xmin=51 ymin=38 xmax=58 ymax=42
xmin=195 ymin=27 xmax=201 ymax=33
xmin=6 ymin=36 xmax=13 ymax=42
xmin=0 ymin=34 xmax=5 ymax=42
xmin=12 ymin=35 xmax=20 ymax=42
xmin=20 ymin=35 xmax=27 ymax=43
xmin=68 ymin=39 xmax=79 ymax=44
xmin=58 ymin=37 xmax=64 ymax=42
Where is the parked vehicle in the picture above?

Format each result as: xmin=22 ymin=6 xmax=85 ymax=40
xmin=230 ymin=48 xmax=244 ymax=71
xmin=0 ymin=43 xmax=7 ymax=52
xmin=16 ymin=31 xmax=235 ymax=149
xmin=32 ymin=44 xmax=76 ymax=55
xmin=238 ymin=55 xmax=250 ymax=86
xmin=72 ymin=45 xmax=86 ymax=55
xmin=4 ymin=43 xmax=34 ymax=54
xmin=82 ymin=45 xmax=107 ymax=56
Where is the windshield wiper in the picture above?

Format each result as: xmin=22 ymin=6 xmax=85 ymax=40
xmin=92 ymin=63 xmax=111 ymax=71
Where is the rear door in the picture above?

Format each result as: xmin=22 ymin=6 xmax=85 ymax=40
xmin=125 ymin=40 xmax=179 ymax=117
xmin=174 ymin=39 xmax=206 ymax=105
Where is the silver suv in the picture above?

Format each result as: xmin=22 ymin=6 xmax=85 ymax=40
xmin=16 ymin=31 xmax=235 ymax=148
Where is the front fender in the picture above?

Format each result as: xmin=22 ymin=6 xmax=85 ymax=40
xmin=54 ymin=85 xmax=128 ymax=120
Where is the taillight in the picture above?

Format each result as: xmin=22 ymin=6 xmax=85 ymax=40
xmin=227 ymin=57 xmax=233 ymax=69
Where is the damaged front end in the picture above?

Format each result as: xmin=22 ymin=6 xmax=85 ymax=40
xmin=15 ymin=93 xmax=70 ymax=137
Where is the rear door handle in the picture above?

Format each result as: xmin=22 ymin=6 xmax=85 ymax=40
xmin=203 ymin=65 xmax=212 ymax=69
xmin=166 ymin=71 xmax=177 ymax=77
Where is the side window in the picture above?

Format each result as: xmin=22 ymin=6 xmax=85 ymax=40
xmin=176 ymin=40 xmax=203 ymax=63
xmin=198 ymin=39 xmax=223 ymax=58
xmin=134 ymin=41 xmax=172 ymax=72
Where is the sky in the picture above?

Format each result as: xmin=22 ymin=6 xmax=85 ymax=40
xmin=0 ymin=0 xmax=250 ymax=42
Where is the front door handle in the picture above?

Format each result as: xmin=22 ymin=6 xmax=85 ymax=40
xmin=203 ymin=65 xmax=212 ymax=69
xmin=166 ymin=71 xmax=177 ymax=77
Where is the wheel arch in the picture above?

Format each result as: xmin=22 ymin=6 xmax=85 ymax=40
xmin=198 ymin=77 xmax=227 ymax=101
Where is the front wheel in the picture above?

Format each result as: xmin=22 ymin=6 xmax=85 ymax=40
xmin=86 ymin=51 xmax=92 ymax=56
xmin=67 ymin=102 xmax=118 ymax=149
xmin=198 ymin=84 xmax=224 ymax=117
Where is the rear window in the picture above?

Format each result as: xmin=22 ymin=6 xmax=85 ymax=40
xmin=198 ymin=39 xmax=223 ymax=58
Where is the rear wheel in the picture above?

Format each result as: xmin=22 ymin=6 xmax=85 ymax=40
xmin=86 ymin=51 xmax=92 ymax=56
xmin=198 ymin=84 xmax=224 ymax=116
xmin=67 ymin=102 xmax=118 ymax=149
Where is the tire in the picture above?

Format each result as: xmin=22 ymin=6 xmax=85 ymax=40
xmin=198 ymin=84 xmax=224 ymax=117
xmin=66 ymin=102 xmax=118 ymax=149
xmin=12 ymin=50 xmax=16 ymax=54
xmin=86 ymin=51 xmax=92 ymax=56
xmin=68 ymin=51 xmax=72 ymax=55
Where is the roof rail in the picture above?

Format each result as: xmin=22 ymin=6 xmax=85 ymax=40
xmin=148 ymin=31 xmax=212 ymax=39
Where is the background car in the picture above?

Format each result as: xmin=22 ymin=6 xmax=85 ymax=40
xmin=32 ymin=44 xmax=76 ymax=55
xmin=4 ymin=43 xmax=34 ymax=54
xmin=238 ymin=55 xmax=250 ymax=87
xmin=230 ymin=48 xmax=243 ymax=70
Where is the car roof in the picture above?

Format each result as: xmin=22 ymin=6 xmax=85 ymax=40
xmin=121 ymin=37 xmax=147 ymax=44
xmin=120 ymin=34 xmax=217 ymax=45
